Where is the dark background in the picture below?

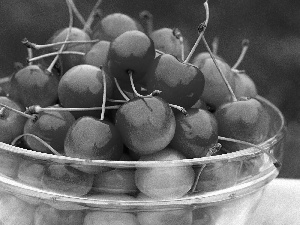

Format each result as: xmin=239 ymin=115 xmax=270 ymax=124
xmin=1 ymin=0 xmax=300 ymax=178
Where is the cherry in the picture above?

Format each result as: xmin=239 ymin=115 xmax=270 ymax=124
xmin=47 ymin=27 xmax=92 ymax=73
xmin=137 ymin=197 xmax=193 ymax=225
xmin=34 ymin=204 xmax=85 ymax=225
xmin=191 ymin=98 xmax=209 ymax=110
xmin=107 ymin=30 xmax=155 ymax=83
xmin=0 ymin=76 xmax=11 ymax=97
xmin=64 ymin=116 xmax=124 ymax=173
xmin=197 ymin=57 xmax=236 ymax=109
xmin=92 ymin=13 xmax=141 ymax=41
xmin=231 ymin=39 xmax=257 ymax=98
xmin=238 ymin=154 xmax=265 ymax=181
xmin=23 ymin=105 xmax=75 ymax=154
xmin=215 ymin=97 xmax=271 ymax=153
xmin=170 ymin=108 xmax=218 ymax=158
xmin=135 ymin=148 xmax=195 ymax=199
xmin=84 ymin=211 xmax=139 ymax=225
xmin=0 ymin=193 xmax=36 ymax=225
xmin=41 ymin=164 xmax=94 ymax=196
xmin=191 ymin=51 xmax=225 ymax=70
xmin=0 ymin=96 xmax=28 ymax=144
xmin=93 ymin=167 xmax=137 ymax=195
xmin=17 ymin=159 xmax=45 ymax=188
xmin=194 ymin=160 xmax=242 ymax=193
xmin=233 ymin=70 xmax=257 ymax=99
xmin=150 ymin=27 xmax=189 ymax=61
xmin=115 ymin=96 xmax=176 ymax=155
xmin=57 ymin=64 xmax=114 ymax=119
xmin=136 ymin=193 xmax=193 ymax=225
xmin=145 ymin=53 xmax=205 ymax=108
xmin=8 ymin=64 xmax=59 ymax=108
xmin=0 ymin=151 xmax=20 ymax=178
xmin=84 ymin=40 xmax=110 ymax=68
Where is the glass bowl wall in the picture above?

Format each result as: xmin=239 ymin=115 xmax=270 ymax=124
xmin=0 ymin=96 xmax=286 ymax=225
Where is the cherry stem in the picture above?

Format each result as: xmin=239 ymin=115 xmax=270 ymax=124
xmin=212 ymin=36 xmax=219 ymax=55
xmin=0 ymin=76 xmax=11 ymax=85
xmin=100 ymin=70 xmax=106 ymax=121
xmin=83 ymin=0 xmax=103 ymax=33
xmin=46 ymin=0 xmax=73 ymax=75
xmin=26 ymin=46 xmax=33 ymax=66
xmin=184 ymin=0 xmax=209 ymax=64
xmin=139 ymin=10 xmax=154 ymax=35
xmin=114 ymin=77 xmax=130 ymax=101
xmin=218 ymin=136 xmax=281 ymax=168
xmin=0 ymin=107 xmax=5 ymax=117
xmin=107 ymin=98 xmax=127 ymax=103
xmin=173 ymin=28 xmax=185 ymax=61
xmin=28 ymin=51 xmax=85 ymax=63
xmin=202 ymin=35 xmax=238 ymax=102
xmin=0 ymin=103 xmax=36 ymax=120
xmin=25 ymin=105 xmax=120 ymax=114
xmin=169 ymin=104 xmax=188 ymax=115
xmin=11 ymin=133 xmax=62 ymax=156
xmin=190 ymin=143 xmax=222 ymax=193
xmin=128 ymin=71 xmax=161 ymax=98
xmin=22 ymin=38 xmax=99 ymax=50
xmin=68 ymin=0 xmax=86 ymax=26
xmin=232 ymin=39 xmax=249 ymax=70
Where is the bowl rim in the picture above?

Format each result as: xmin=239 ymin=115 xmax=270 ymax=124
xmin=0 ymin=95 xmax=286 ymax=168
xmin=0 ymin=163 xmax=278 ymax=208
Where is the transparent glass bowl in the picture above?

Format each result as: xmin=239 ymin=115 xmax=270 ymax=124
xmin=0 ymin=96 xmax=286 ymax=225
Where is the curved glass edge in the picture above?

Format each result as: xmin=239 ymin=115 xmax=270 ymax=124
xmin=0 ymin=96 xmax=286 ymax=168
xmin=0 ymin=165 xmax=278 ymax=210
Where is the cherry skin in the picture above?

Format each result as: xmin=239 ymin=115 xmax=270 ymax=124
xmin=92 ymin=13 xmax=141 ymax=41
xmin=107 ymin=30 xmax=155 ymax=83
xmin=93 ymin=167 xmax=137 ymax=195
xmin=136 ymin=193 xmax=193 ymax=225
xmin=9 ymin=64 xmax=59 ymax=108
xmin=0 ymin=96 xmax=27 ymax=144
xmin=92 ymin=153 xmax=137 ymax=194
xmin=195 ymin=57 xmax=236 ymax=110
xmin=0 ymin=193 xmax=36 ymax=225
xmin=64 ymin=116 xmax=124 ymax=173
xmin=34 ymin=204 xmax=85 ymax=225
xmin=145 ymin=53 xmax=205 ymax=108
xmin=135 ymin=148 xmax=195 ymax=199
xmin=194 ymin=160 xmax=242 ymax=192
xmin=170 ymin=108 xmax=218 ymax=158
xmin=84 ymin=211 xmax=139 ymax=225
xmin=0 ymin=151 xmax=20 ymax=178
xmin=191 ymin=52 xmax=225 ymax=70
xmin=23 ymin=105 xmax=75 ymax=154
xmin=214 ymin=97 xmax=271 ymax=152
xmin=191 ymin=98 xmax=209 ymax=110
xmin=17 ymin=159 xmax=45 ymax=188
xmin=233 ymin=71 xmax=257 ymax=99
xmin=239 ymin=154 xmax=265 ymax=181
xmin=150 ymin=27 xmax=189 ymax=61
xmin=41 ymin=164 xmax=94 ymax=196
xmin=48 ymin=27 xmax=92 ymax=73
xmin=84 ymin=40 xmax=110 ymax=68
xmin=115 ymin=96 xmax=176 ymax=155
xmin=57 ymin=64 xmax=114 ymax=119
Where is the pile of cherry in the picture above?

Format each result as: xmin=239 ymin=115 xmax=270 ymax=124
xmin=0 ymin=0 xmax=278 ymax=205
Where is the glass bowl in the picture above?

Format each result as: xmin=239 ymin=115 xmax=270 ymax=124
xmin=0 ymin=96 xmax=286 ymax=225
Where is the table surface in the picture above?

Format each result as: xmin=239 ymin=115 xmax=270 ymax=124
xmin=247 ymin=178 xmax=300 ymax=225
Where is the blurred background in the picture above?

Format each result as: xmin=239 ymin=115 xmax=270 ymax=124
xmin=0 ymin=0 xmax=299 ymax=178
